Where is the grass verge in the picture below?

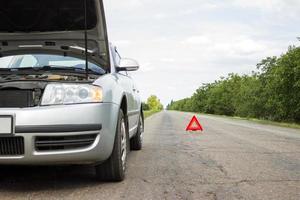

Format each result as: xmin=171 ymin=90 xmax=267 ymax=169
xmin=200 ymin=113 xmax=300 ymax=130
xmin=144 ymin=110 xmax=161 ymax=118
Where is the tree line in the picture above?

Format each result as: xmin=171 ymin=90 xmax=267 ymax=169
xmin=143 ymin=95 xmax=164 ymax=111
xmin=167 ymin=46 xmax=300 ymax=123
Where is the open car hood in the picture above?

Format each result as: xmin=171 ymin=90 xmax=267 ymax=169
xmin=0 ymin=0 xmax=110 ymax=72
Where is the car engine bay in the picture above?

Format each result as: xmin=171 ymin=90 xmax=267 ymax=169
xmin=0 ymin=74 xmax=93 ymax=108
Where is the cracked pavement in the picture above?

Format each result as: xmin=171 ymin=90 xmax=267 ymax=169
xmin=0 ymin=111 xmax=299 ymax=200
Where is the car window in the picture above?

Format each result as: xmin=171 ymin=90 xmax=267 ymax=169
xmin=0 ymin=56 xmax=13 ymax=68
xmin=0 ymin=54 xmax=106 ymax=74
xmin=49 ymin=60 xmax=88 ymax=67
xmin=19 ymin=55 xmax=38 ymax=68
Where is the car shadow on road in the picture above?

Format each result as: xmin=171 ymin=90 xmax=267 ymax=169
xmin=0 ymin=165 xmax=102 ymax=192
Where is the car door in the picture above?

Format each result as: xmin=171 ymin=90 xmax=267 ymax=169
xmin=132 ymin=81 xmax=141 ymax=116
xmin=128 ymin=74 xmax=141 ymax=130
xmin=113 ymin=47 xmax=139 ymax=137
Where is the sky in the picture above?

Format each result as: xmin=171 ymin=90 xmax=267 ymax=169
xmin=104 ymin=0 xmax=300 ymax=106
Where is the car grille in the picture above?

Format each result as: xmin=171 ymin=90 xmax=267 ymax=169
xmin=0 ymin=137 xmax=25 ymax=156
xmin=35 ymin=134 xmax=98 ymax=151
xmin=0 ymin=90 xmax=35 ymax=108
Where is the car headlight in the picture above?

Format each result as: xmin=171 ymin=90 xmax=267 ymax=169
xmin=41 ymin=83 xmax=103 ymax=105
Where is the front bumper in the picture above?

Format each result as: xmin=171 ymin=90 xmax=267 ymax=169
xmin=0 ymin=103 xmax=119 ymax=165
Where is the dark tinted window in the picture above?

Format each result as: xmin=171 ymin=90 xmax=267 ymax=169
xmin=0 ymin=0 xmax=98 ymax=32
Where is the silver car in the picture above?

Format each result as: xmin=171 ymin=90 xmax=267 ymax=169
xmin=0 ymin=0 xmax=143 ymax=181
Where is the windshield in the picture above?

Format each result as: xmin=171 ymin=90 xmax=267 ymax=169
xmin=0 ymin=54 xmax=106 ymax=74
xmin=0 ymin=0 xmax=97 ymax=32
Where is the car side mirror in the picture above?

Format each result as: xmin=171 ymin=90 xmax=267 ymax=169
xmin=116 ymin=58 xmax=140 ymax=72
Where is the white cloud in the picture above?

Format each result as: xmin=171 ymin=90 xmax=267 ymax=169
xmin=160 ymin=58 xmax=175 ymax=63
xmin=138 ymin=62 xmax=154 ymax=72
xmin=233 ymin=38 xmax=266 ymax=55
xmin=104 ymin=0 xmax=144 ymax=10
xmin=182 ymin=35 xmax=211 ymax=45
xmin=232 ymin=0 xmax=297 ymax=9
xmin=232 ymin=0 xmax=300 ymax=18
xmin=179 ymin=2 xmax=219 ymax=15
xmin=153 ymin=13 xmax=168 ymax=20
xmin=113 ymin=40 xmax=132 ymax=46
xmin=233 ymin=0 xmax=282 ymax=9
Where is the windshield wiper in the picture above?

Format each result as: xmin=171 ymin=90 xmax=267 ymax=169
xmin=37 ymin=65 xmax=104 ymax=75
xmin=0 ymin=66 xmax=105 ymax=76
xmin=0 ymin=67 xmax=39 ymax=74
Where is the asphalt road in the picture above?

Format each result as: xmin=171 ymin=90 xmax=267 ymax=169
xmin=0 ymin=111 xmax=299 ymax=200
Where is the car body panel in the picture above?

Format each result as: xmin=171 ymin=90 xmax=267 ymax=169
xmin=0 ymin=64 xmax=142 ymax=164
xmin=93 ymin=72 xmax=140 ymax=137
xmin=0 ymin=103 xmax=119 ymax=165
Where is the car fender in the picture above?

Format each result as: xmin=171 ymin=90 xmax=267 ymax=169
xmin=93 ymin=74 xmax=128 ymax=105
xmin=92 ymin=74 xmax=130 ymax=158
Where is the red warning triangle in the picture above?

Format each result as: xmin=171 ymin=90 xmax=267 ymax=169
xmin=186 ymin=116 xmax=203 ymax=131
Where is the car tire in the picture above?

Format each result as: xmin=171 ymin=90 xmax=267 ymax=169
xmin=130 ymin=113 xmax=143 ymax=151
xmin=95 ymin=109 xmax=128 ymax=182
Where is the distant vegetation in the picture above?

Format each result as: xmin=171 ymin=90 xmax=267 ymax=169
xmin=167 ymin=46 xmax=300 ymax=123
xmin=143 ymin=95 xmax=164 ymax=118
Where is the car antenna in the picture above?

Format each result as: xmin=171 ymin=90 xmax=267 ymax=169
xmin=84 ymin=0 xmax=89 ymax=80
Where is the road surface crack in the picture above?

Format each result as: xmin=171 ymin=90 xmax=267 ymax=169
xmin=216 ymin=165 xmax=228 ymax=176
xmin=206 ymin=191 xmax=218 ymax=200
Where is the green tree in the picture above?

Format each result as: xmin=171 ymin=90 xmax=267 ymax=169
xmin=147 ymin=95 xmax=164 ymax=111
xmin=167 ymin=46 xmax=300 ymax=123
xmin=142 ymin=102 xmax=150 ymax=111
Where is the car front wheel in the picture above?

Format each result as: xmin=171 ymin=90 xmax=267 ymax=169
xmin=95 ymin=109 xmax=128 ymax=182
